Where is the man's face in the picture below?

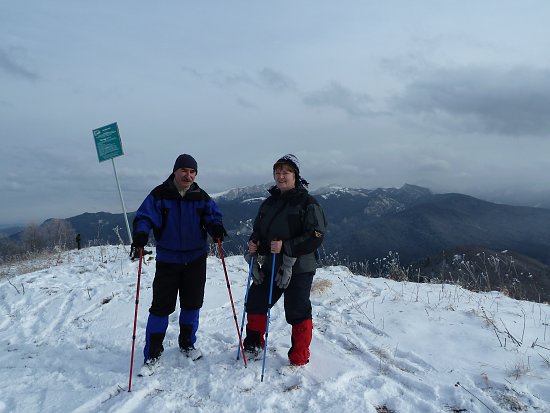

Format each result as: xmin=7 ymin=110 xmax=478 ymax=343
xmin=174 ymin=167 xmax=197 ymax=188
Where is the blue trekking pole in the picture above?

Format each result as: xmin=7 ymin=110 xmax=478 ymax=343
xmin=261 ymin=253 xmax=277 ymax=382
xmin=237 ymin=255 xmax=254 ymax=361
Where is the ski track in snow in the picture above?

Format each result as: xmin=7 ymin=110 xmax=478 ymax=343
xmin=0 ymin=246 xmax=549 ymax=413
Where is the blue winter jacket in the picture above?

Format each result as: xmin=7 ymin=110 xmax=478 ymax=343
xmin=133 ymin=176 xmax=223 ymax=264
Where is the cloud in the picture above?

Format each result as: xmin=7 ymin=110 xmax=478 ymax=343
xmin=303 ymin=81 xmax=373 ymax=117
xmin=222 ymin=71 xmax=256 ymax=87
xmin=415 ymin=158 xmax=452 ymax=173
xmin=257 ymin=68 xmax=295 ymax=92
xmin=236 ymin=97 xmax=259 ymax=109
xmin=221 ymin=67 xmax=295 ymax=93
xmin=181 ymin=65 xmax=206 ymax=79
xmin=0 ymin=47 xmax=38 ymax=81
xmin=182 ymin=65 xmax=295 ymax=93
xmin=394 ymin=66 xmax=550 ymax=136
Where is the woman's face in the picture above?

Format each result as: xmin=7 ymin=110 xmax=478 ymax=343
xmin=274 ymin=164 xmax=296 ymax=193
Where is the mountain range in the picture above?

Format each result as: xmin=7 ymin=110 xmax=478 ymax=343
xmin=217 ymin=183 xmax=550 ymax=263
xmin=4 ymin=183 xmax=550 ymax=301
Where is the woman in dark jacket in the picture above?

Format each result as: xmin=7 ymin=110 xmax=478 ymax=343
xmin=244 ymin=154 xmax=327 ymax=366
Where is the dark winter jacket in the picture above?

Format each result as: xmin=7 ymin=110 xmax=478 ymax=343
xmin=133 ymin=176 xmax=223 ymax=264
xmin=251 ymin=184 xmax=327 ymax=275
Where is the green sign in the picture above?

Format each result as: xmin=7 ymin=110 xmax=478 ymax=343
xmin=93 ymin=122 xmax=124 ymax=162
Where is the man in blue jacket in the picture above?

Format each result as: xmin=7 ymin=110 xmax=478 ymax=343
xmin=131 ymin=153 xmax=226 ymax=367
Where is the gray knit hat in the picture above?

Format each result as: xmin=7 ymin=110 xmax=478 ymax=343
xmin=273 ymin=154 xmax=309 ymax=187
xmin=273 ymin=154 xmax=300 ymax=175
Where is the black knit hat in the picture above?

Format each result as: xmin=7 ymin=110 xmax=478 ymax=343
xmin=173 ymin=154 xmax=198 ymax=172
xmin=273 ymin=154 xmax=300 ymax=175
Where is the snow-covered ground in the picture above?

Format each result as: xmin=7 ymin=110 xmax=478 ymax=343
xmin=1 ymin=246 xmax=549 ymax=413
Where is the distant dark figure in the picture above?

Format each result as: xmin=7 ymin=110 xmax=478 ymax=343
xmin=76 ymin=233 xmax=81 ymax=250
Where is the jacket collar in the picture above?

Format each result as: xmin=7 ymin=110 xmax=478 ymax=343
xmin=164 ymin=174 xmax=200 ymax=195
xmin=268 ymin=183 xmax=307 ymax=198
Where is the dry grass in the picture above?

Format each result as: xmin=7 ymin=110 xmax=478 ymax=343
xmin=506 ymin=358 xmax=530 ymax=380
xmin=499 ymin=393 xmax=525 ymax=411
xmin=311 ymin=278 xmax=332 ymax=294
xmin=0 ymin=250 xmax=61 ymax=280
xmin=376 ymin=405 xmax=395 ymax=413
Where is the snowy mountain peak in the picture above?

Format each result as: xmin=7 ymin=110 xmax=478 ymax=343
xmin=212 ymin=183 xmax=432 ymax=202
xmin=211 ymin=183 xmax=272 ymax=201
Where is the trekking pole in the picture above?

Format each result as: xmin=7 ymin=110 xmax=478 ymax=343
xmin=128 ymin=247 xmax=143 ymax=392
xmin=217 ymin=240 xmax=247 ymax=367
xmin=237 ymin=254 xmax=254 ymax=361
xmin=261 ymin=253 xmax=277 ymax=382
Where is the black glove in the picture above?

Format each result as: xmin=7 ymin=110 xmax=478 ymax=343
xmin=130 ymin=232 xmax=148 ymax=259
xmin=210 ymin=224 xmax=226 ymax=242
xmin=132 ymin=232 xmax=148 ymax=248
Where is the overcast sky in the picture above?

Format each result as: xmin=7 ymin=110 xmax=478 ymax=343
xmin=2 ymin=1 xmax=550 ymax=225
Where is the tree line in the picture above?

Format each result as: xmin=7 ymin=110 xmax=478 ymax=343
xmin=0 ymin=219 xmax=76 ymax=264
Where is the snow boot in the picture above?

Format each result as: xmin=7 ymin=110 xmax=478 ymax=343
xmin=243 ymin=329 xmax=263 ymax=357
xmin=178 ymin=323 xmax=193 ymax=350
xmin=243 ymin=313 xmax=267 ymax=356
xmin=143 ymin=313 xmax=168 ymax=364
xmin=144 ymin=332 xmax=165 ymax=367
xmin=179 ymin=323 xmax=202 ymax=360
xmin=138 ymin=357 xmax=160 ymax=377
xmin=288 ymin=319 xmax=312 ymax=366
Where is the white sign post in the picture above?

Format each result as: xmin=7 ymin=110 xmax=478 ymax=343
xmin=93 ymin=122 xmax=133 ymax=244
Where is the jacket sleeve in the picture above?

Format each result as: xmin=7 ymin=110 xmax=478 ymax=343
xmin=133 ymin=194 xmax=162 ymax=235
xmin=250 ymin=208 xmax=262 ymax=242
xmin=250 ymin=199 xmax=270 ymax=255
xmin=283 ymin=200 xmax=327 ymax=257
xmin=203 ymin=198 xmax=224 ymax=233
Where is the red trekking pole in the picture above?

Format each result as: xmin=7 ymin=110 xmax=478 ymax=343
xmin=128 ymin=247 xmax=144 ymax=392
xmin=217 ymin=239 xmax=247 ymax=367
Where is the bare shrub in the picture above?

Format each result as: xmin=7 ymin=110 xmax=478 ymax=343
xmin=506 ymin=358 xmax=530 ymax=380
xmin=22 ymin=223 xmax=46 ymax=252
xmin=42 ymin=219 xmax=76 ymax=250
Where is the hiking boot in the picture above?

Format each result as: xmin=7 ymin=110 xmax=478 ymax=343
xmin=243 ymin=329 xmax=263 ymax=357
xmin=244 ymin=313 xmax=267 ymax=353
xmin=179 ymin=324 xmax=193 ymax=350
xmin=138 ymin=357 xmax=159 ymax=377
xmin=181 ymin=346 xmax=203 ymax=361
xmin=146 ymin=332 xmax=165 ymax=361
xmin=288 ymin=319 xmax=312 ymax=366
xmin=178 ymin=323 xmax=202 ymax=360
